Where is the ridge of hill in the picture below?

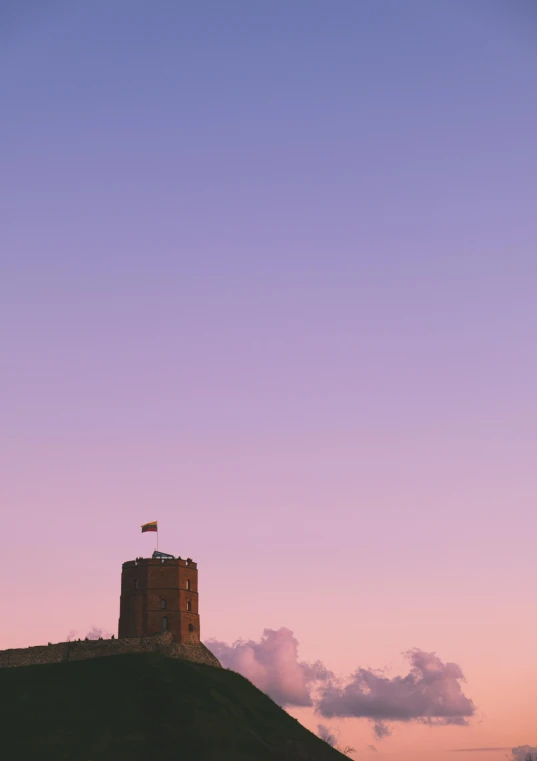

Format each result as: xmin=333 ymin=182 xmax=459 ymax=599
xmin=0 ymin=651 xmax=346 ymax=761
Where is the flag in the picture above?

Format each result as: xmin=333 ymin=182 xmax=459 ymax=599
xmin=141 ymin=521 xmax=158 ymax=533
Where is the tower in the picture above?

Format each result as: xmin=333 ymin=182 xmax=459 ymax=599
xmin=118 ymin=552 xmax=200 ymax=643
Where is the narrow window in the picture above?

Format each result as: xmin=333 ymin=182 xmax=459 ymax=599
xmin=186 ymin=579 xmax=191 ymax=591
xmin=133 ymin=578 xmax=139 ymax=590
xmin=162 ymin=616 xmax=168 ymax=631
xmin=161 ymin=599 xmax=167 ymax=609
xmin=188 ymin=623 xmax=194 ymax=633
xmin=186 ymin=600 xmax=192 ymax=612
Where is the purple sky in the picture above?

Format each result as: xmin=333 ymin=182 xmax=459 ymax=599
xmin=1 ymin=2 xmax=536 ymax=758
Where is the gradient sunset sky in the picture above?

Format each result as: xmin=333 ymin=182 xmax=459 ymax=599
xmin=1 ymin=2 xmax=536 ymax=759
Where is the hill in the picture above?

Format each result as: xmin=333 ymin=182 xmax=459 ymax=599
xmin=0 ymin=652 xmax=347 ymax=761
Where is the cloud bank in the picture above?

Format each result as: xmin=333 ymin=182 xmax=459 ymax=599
xmin=205 ymin=629 xmax=475 ymax=739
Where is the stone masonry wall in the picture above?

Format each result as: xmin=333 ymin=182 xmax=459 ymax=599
xmin=0 ymin=631 xmax=221 ymax=670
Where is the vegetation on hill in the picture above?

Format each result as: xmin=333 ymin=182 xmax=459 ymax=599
xmin=0 ymin=652 xmax=347 ymax=760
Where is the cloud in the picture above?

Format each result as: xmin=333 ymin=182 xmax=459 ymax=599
xmin=317 ymin=648 xmax=475 ymax=731
xmin=510 ymin=747 xmax=537 ymax=761
xmin=373 ymin=721 xmax=391 ymax=739
xmin=65 ymin=626 xmax=113 ymax=641
xmin=86 ymin=626 xmax=112 ymax=640
xmin=451 ymin=749 xmax=510 ymax=753
xmin=368 ymin=745 xmax=378 ymax=753
xmin=206 ymin=627 xmax=332 ymax=707
xmin=205 ymin=630 xmax=475 ymax=743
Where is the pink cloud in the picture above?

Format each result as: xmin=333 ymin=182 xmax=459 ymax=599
xmin=206 ymin=627 xmax=331 ymax=707
xmin=86 ymin=626 xmax=112 ymax=640
xmin=317 ymin=648 xmax=475 ymax=733
xmin=372 ymin=720 xmax=391 ymax=739
xmin=510 ymin=747 xmax=537 ymax=761
xmin=205 ymin=629 xmax=476 ymax=743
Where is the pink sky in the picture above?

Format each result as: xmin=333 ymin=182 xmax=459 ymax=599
xmin=1 ymin=2 xmax=536 ymax=759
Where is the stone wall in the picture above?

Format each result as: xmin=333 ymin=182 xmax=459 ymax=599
xmin=0 ymin=631 xmax=221 ymax=670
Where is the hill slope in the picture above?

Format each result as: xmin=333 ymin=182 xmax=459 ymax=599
xmin=0 ymin=652 xmax=346 ymax=761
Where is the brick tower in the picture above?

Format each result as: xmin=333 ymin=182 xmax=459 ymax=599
xmin=118 ymin=552 xmax=200 ymax=644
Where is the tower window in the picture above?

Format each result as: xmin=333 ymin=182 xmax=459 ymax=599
xmin=188 ymin=624 xmax=194 ymax=633
xmin=133 ymin=578 xmax=139 ymax=590
xmin=162 ymin=616 xmax=168 ymax=631
xmin=186 ymin=579 xmax=191 ymax=591
xmin=186 ymin=600 xmax=192 ymax=612
xmin=161 ymin=599 xmax=167 ymax=609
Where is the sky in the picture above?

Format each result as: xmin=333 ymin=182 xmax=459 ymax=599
xmin=1 ymin=1 xmax=536 ymax=759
